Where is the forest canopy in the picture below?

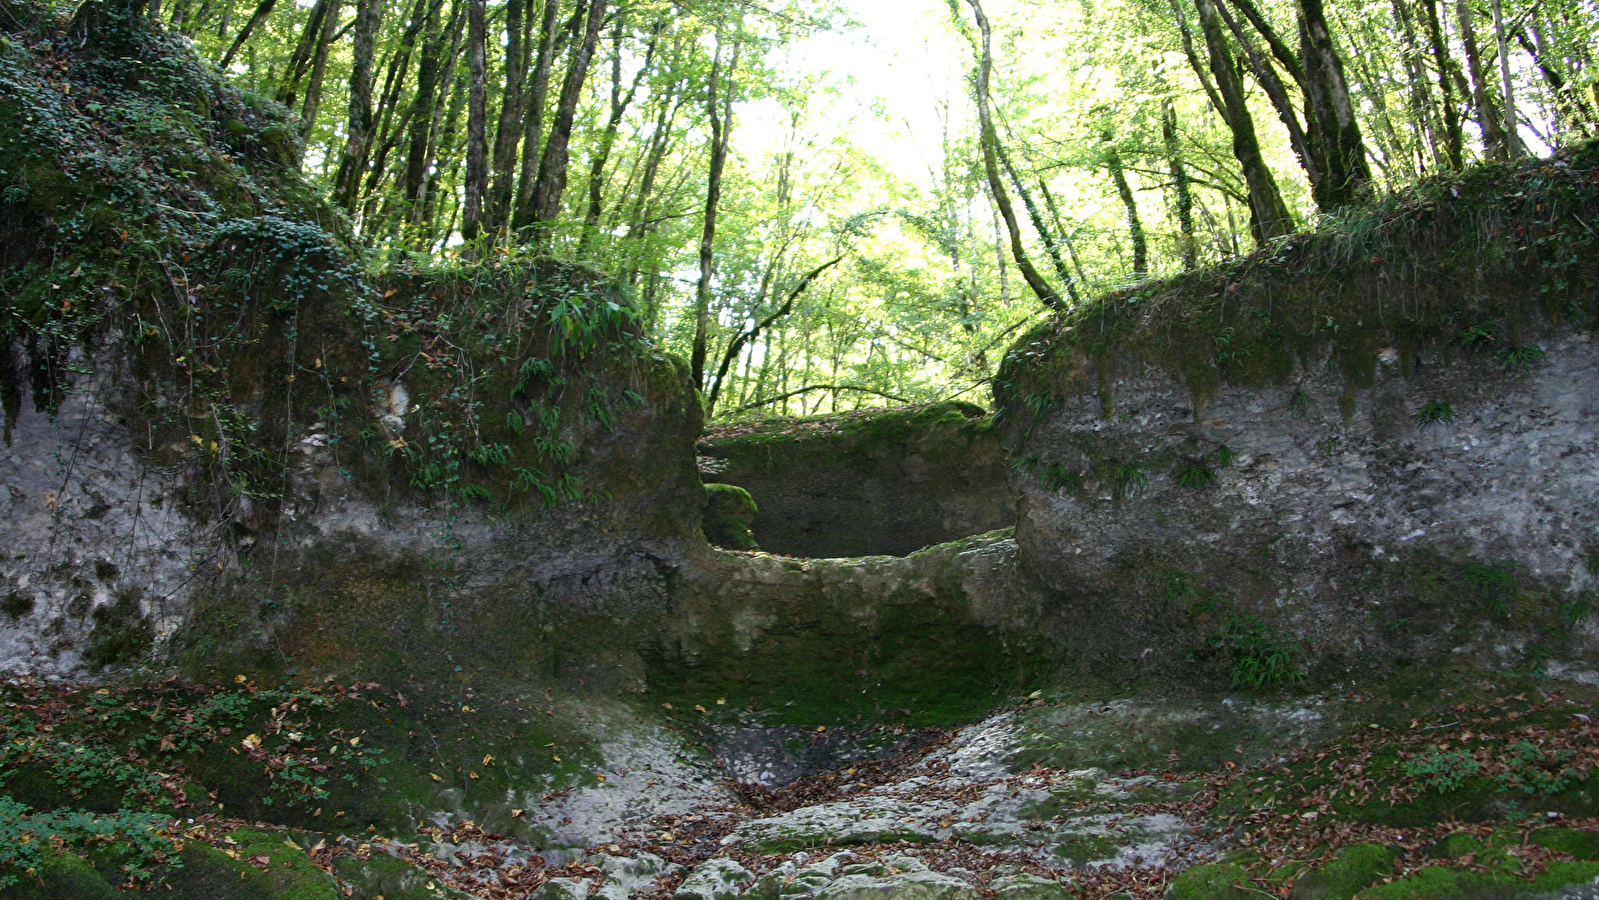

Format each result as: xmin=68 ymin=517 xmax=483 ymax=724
xmin=13 ymin=0 xmax=1599 ymax=418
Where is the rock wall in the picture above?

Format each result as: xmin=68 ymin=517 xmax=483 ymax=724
xmin=995 ymin=147 xmax=1599 ymax=683
xmin=698 ymin=402 xmax=1015 ymax=558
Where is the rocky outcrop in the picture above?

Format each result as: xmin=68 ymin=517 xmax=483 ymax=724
xmin=995 ymin=146 xmax=1599 ymax=683
xmin=699 ymin=403 xmax=1014 ymax=558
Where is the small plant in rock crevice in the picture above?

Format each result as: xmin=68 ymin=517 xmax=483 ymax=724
xmin=1167 ymin=571 xmax=1305 ymax=690
xmin=1414 ymin=399 xmax=1454 ymax=429
xmin=1497 ymin=343 xmax=1546 ymax=370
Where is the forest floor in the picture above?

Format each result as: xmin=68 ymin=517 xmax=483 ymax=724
xmin=7 ymin=667 xmax=1599 ymax=899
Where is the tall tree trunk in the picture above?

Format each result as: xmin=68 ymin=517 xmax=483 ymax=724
xmin=486 ymin=0 xmax=527 ymax=234
xmin=511 ymin=0 xmax=570 ymax=235
xmin=995 ymin=133 xmax=1077 ymax=302
xmin=1295 ymin=0 xmax=1373 ymax=205
xmin=964 ymin=0 xmax=1064 ymax=312
xmin=529 ymin=0 xmax=609 ymax=234
xmin=361 ymin=0 xmax=432 ymax=207
xmin=1488 ymin=0 xmax=1526 ymax=156
xmin=403 ymin=0 xmax=462 ymax=212
xmin=218 ymin=0 xmax=275 ymax=69
xmin=1212 ymin=0 xmax=1326 ymax=200
xmin=461 ymin=0 xmax=489 ymax=243
xmin=333 ymin=0 xmax=383 ymax=213
xmin=1392 ymin=0 xmax=1445 ymax=171
xmin=580 ymin=20 xmax=659 ymax=250
xmin=1162 ymin=98 xmax=1198 ymax=270
xmin=690 ymin=38 xmax=738 ymax=391
xmin=296 ymin=0 xmax=341 ymax=152
xmin=1456 ymin=0 xmax=1512 ymax=158
xmin=1103 ymin=133 xmax=1148 ymax=280
xmin=1420 ymin=0 xmax=1465 ymax=168
xmin=1192 ymin=0 xmax=1294 ymax=245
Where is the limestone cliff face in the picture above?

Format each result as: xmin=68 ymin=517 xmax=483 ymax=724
xmin=994 ymin=146 xmax=1599 ymax=684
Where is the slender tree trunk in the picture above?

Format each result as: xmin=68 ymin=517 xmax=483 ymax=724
xmin=996 ymin=135 xmax=1077 ymax=302
xmin=1103 ymin=134 xmax=1148 ymax=280
xmin=580 ymin=20 xmax=659 ymax=250
xmin=1456 ymin=0 xmax=1512 ymax=158
xmin=1193 ymin=0 xmax=1294 ymax=245
xmin=461 ymin=0 xmax=489 ymax=243
xmin=218 ymin=0 xmax=275 ymax=69
xmin=691 ymin=38 xmax=738 ymax=391
xmin=529 ymin=0 xmax=609 ymax=233
xmin=1488 ymin=0 xmax=1526 ymax=156
xmin=1421 ymin=0 xmax=1465 ymax=168
xmin=297 ymin=0 xmax=341 ymax=150
xmin=486 ymin=0 xmax=527 ymax=234
xmin=333 ymin=0 xmax=383 ymax=213
xmin=1392 ymin=0 xmax=1445 ymax=171
xmin=706 ymin=256 xmax=842 ymax=416
xmin=965 ymin=0 xmax=1064 ymax=311
xmin=403 ymin=0 xmax=462 ymax=213
xmin=361 ymin=0 xmax=432 ymax=208
xmin=511 ymin=0 xmax=569 ymax=234
xmin=1212 ymin=0 xmax=1327 ymax=201
xmin=1162 ymin=98 xmax=1198 ymax=270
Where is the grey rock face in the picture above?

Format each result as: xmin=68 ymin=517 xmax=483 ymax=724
xmin=675 ymin=858 xmax=756 ymax=900
xmin=1006 ymin=329 xmax=1599 ymax=672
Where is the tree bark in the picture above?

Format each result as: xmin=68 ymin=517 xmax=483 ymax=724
xmin=580 ymin=19 xmax=659 ymax=249
xmin=1488 ymin=0 xmax=1526 ymax=156
xmin=511 ymin=0 xmax=571 ymax=234
xmin=486 ymin=0 xmax=527 ymax=234
xmin=1420 ymin=0 xmax=1465 ymax=168
xmin=1192 ymin=0 xmax=1294 ymax=245
xmin=965 ymin=0 xmax=1064 ymax=311
xmin=1456 ymin=0 xmax=1512 ymax=158
xmin=1103 ymin=133 xmax=1147 ymax=279
xmin=1162 ymin=98 xmax=1198 ymax=270
xmin=403 ymin=0 xmax=462 ymax=215
xmin=333 ymin=0 xmax=383 ymax=213
xmin=218 ymin=0 xmax=275 ymax=69
xmin=529 ymin=0 xmax=609 ymax=234
xmin=1295 ymin=0 xmax=1373 ymax=205
xmin=461 ymin=0 xmax=489 ymax=243
xmin=296 ymin=0 xmax=341 ymax=151
xmin=690 ymin=38 xmax=738 ymax=391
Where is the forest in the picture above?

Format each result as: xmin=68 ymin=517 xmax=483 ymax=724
xmin=8 ymin=0 xmax=1599 ymax=418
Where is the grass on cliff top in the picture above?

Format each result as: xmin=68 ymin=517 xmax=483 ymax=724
xmin=995 ymin=141 xmax=1599 ymax=422
xmin=700 ymin=399 xmax=989 ymax=452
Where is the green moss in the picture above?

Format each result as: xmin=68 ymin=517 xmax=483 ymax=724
xmin=1290 ymin=843 xmax=1393 ymax=900
xmin=1167 ymin=862 xmax=1255 ymax=900
xmin=82 ymin=592 xmax=153 ymax=669
xmin=332 ymin=852 xmax=477 ymax=900
xmin=149 ymin=839 xmax=339 ymax=900
xmin=1357 ymin=860 xmax=1599 ymax=900
xmin=0 ymin=848 xmax=117 ymax=900
xmin=1529 ymin=827 xmax=1599 ymax=860
xmin=704 ymin=483 xmax=759 ymax=550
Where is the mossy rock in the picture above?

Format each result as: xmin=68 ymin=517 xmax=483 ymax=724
xmin=149 ymin=835 xmax=339 ymax=900
xmin=0 ymin=848 xmax=118 ymax=900
xmin=1290 ymin=843 xmax=1393 ymax=900
xmin=1529 ymin=827 xmax=1599 ymax=860
xmin=1166 ymin=862 xmax=1255 ymax=900
xmin=1356 ymin=860 xmax=1599 ymax=900
xmin=332 ymin=851 xmax=476 ymax=900
xmin=704 ymin=483 xmax=759 ymax=550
